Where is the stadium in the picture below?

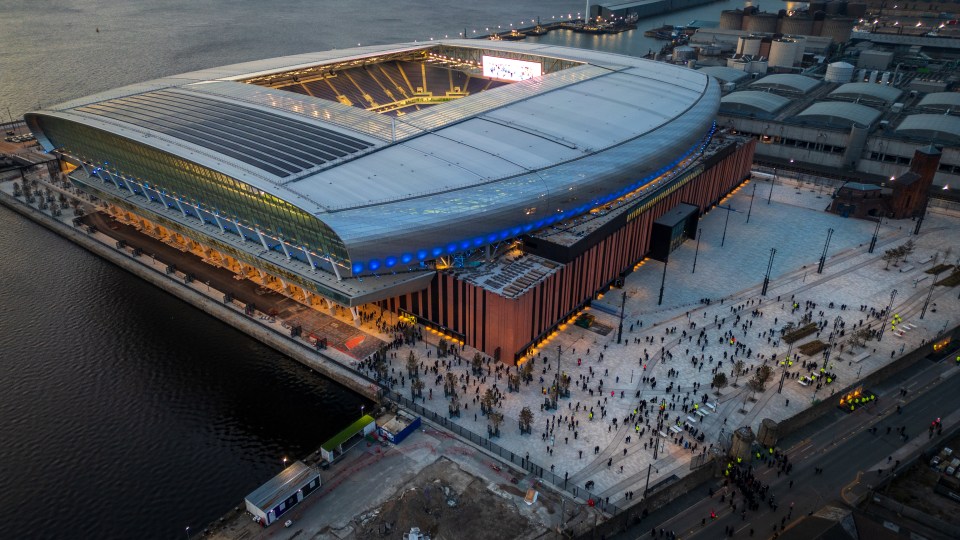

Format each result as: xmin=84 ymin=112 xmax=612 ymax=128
xmin=25 ymin=40 xmax=755 ymax=362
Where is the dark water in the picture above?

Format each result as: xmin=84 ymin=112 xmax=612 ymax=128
xmin=0 ymin=0 xmax=753 ymax=537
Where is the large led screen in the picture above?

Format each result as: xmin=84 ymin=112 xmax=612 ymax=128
xmin=482 ymin=56 xmax=542 ymax=82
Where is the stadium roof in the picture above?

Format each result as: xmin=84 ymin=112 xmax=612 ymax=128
xmin=828 ymin=82 xmax=902 ymax=104
xmin=895 ymin=114 xmax=960 ymax=144
xmin=27 ymin=40 xmax=719 ymax=276
xmin=720 ymin=91 xmax=791 ymax=117
xmin=917 ymin=92 xmax=960 ymax=112
xmin=697 ymin=66 xmax=750 ymax=84
xmin=795 ymin=101 xmax=882 ymax=128
xmin=749 ymin=74 xmax=821 ymax=95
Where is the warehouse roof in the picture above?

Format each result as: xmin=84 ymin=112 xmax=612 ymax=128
xmin=917 ymin=92 xmax=960 ymax=112
xmin=720 ymin=91 xmax=791 ymax=117
xmin=896 ymin=114 xmax=960 ymax=144
xmin=828 ymin=82 xmax=902 ymax=105
xmin=795 ymin=101 xmax=882 ymax=128
xmin=749 ymin=74 xmax=821 ymax=95
xmin=697 ymin=66 xmax=750 ymax=84
xmin=245 ymin=461 xmax=317 ymax=514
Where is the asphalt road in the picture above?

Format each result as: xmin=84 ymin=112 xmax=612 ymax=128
xmin=615 ymin=354 xmax=960 ymax=539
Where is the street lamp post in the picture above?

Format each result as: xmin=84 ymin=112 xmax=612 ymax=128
xmin=746 ymin=183 xmax=757 ymax=223
xmin=817 ymin=228 xmax=834 ymax=274
xmin=762 ymin=248 xmax=777 ymax=296
xmin=657 ymin=257 xmax=669 ymax=306
xmin=617 ymin=290 xmax=626 ymax=344
xmin=692 ymin=227 xmax=702 ymax=274
xmin=767 ymin=168 xmax=777 ymax=205
xmin=185 ymin=526 xmax=190 ymax=540
xmin=868 ymin=216 xmax=882 ymax=254
xmin=877 ymin=289 xmax=898 ymax=341
xmin=282 ymin=456 xmax=288 ymax=470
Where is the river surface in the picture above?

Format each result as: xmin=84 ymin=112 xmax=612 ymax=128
xmin=0 ymin=0 xmax=751 ymax=537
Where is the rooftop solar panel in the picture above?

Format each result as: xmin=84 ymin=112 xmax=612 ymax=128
xmin=76 ymin=90 xmax=373 ymax=178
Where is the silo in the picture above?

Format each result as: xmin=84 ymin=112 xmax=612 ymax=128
xmin=857 ymin=68 xmax=867 ymax=82
xmin=809 ymin=1 xmax=828 ymax=13
xmin=789 ymin=35 xmax=807 ymax=64
xmin=737 ymin=35 xmax=763 ymax=56
xmin=720 ymin=10 xmax=745 ymax=30
xmin=825 ymin=0 xmax=842 ymax=15
xmin=881 ymin=71 xmax=890 ymax=85
xmin=820 ymin=17 xmax=855 ymax=43
xmin=745 ymin=12 xmax=779 ymax=33
xmin=756 ymin=418 xmax=779 ymax=447
xmin=825 ymin=61 xmax=854 ymax=82
xmin=781 ymin=15 xmax=814 ymax=36
xmin=868 ymin=70 xmax=878 ymax=83
xmin=674 ymin=45 xmax=696 ymax=62
xmin=812 ymin=10 xmax=826 ymax=36
xmin=847 ymin=3 xmax=867 ymax=18
xmin=769 ymin=38 xmax=801 ymax=67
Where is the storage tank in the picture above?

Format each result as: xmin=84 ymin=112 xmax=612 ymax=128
xmin=869 ymin=70 xmax=878 ymax=83
xmin=820 ymin=17 xmax=855 ymax=43
xmin=780 ymin=15 xmax=814 ymax=36
xmin=737 ymin=35 xmax=763 ymax=56
xmin=699 ymin=43 xmax=723 ymax=57
xmin=674 ymin=45 xmax=696 ymax=62
xmin=722 ymin=81 xmax=737 ymax=93
xmin=857 ymin=68 xmax=867 ymax=82
xmin=789 ymin=35 xmax=807 ymax=64
xmin=730 ymin=426 xmax=756 ymax=461
xmin=769 ymin=38 xmax=801 ymax=67
xmin=825 ymin=0 xmax=842 ymax=15
xmin=720 ymin=9 xmax=745 ymax=30
xmin=756 ymin=418 xmax=779 ymax=447
xmin=880 ymin=71 xmax=890 ymax=85
xmin=825 ymin=61 xmax=854 ymax=82
xmin=687 ymin=59 xmax=696 ymax=69
xmin=745 ymin=12 xmax=779 ymax=33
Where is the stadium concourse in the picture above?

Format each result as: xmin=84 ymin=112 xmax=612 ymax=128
xmin=349 ymin=173 xmax=960 ymax=509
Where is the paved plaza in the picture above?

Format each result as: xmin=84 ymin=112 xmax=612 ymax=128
xmin=4 ymin=169 xmax=960 ymax=514
xmin=351 ymin=174 xmax=960 ymax=508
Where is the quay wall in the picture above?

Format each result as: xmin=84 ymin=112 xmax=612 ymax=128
xmin=0 ymin=190 xmax=380 ymax=402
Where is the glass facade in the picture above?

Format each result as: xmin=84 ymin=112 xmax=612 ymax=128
xmin=32 ymin=115 xmax=350 ymax=264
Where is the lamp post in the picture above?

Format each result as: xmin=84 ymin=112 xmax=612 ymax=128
xmin=616 ymin=290 xmax=626 ymax=344
xmin=767 ymin=168 xmax=777 ymax=205
xmin=877 ymin=289 xmax=898 ymax=341
xmin=185 ymin=526 xmax=190 ymax=540
xmin=282 ymin=456 xmax=288 ymax=470
xmin=868 ymin=216 xmax=882 ymax=254
xmin=817 ymin=228 xmax=834 ymax=274
xmin=717 ymin=205 xmax=742 ymax=248
xmin=657 ymin=257 xmax=669 ymax=306
xmin=762 ymin=248 xmax=777 ymax=296
xmin=746 ymin=183 xmax=757 ymax=223
xmin=692 ymin=227 xmax=702 ymax=274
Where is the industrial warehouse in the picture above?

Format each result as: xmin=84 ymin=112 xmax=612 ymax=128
xmin=24 ymin=40 xmax=754 ymax=362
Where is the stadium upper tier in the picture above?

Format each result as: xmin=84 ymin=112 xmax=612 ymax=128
xmin=26 ymin=40 xmax=719 ymax=278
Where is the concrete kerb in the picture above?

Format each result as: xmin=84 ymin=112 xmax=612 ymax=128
xmin=0 ymin=189 xmax=381 ymax=401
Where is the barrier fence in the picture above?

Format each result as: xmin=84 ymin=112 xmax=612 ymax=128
xmin=385 ymin=389 xmax=625 ymax=516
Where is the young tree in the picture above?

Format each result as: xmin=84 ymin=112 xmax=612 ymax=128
xmin=411 ymin=377 xmax=425 ymax=401
xmin=481 ymin=388 xmax=496 ymax=415
xmin=406 ymin=350 xmax=419 ymax=377
xmin=488 ymin=410 xmax=504 ymax=438
xmin=438 ymin=338 xmax=448 ymax=358
xmin=444 ymin=371 xmax=458 ymax=397
xmin=883 ymin=249 xmax=896 ymax=270
xmin=732 ymin=360 xmax=746 ymax=387
xmin=471 ymin=352 xmax=484 ymax=376
xmin=507 ymin=372 xmax=521 ymax=392
xmin=712 ymin=373 xmax=728 ymax=396
xmin=521 ymin=361 xmax=533 ymax=383
xmin=448 ymin=392 xmax=460 ymax=418
xmin=900 ymin=239 xmax=915 ymax=262
xmin=519 ymin=406 xmax=534 ymax=434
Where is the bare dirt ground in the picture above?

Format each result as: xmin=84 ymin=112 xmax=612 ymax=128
xmin=346 ymin=457 xmax=550 ymax=540
xmin=885 ymin=432 xmax=960 ymax=527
